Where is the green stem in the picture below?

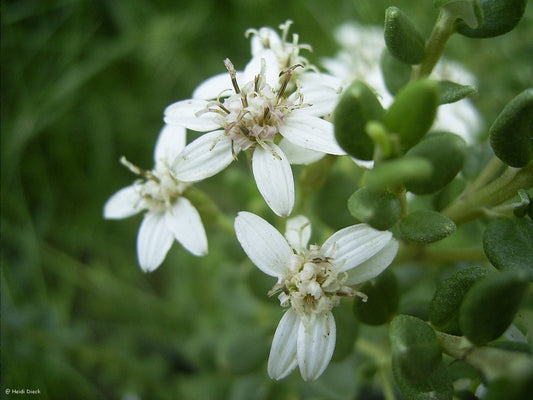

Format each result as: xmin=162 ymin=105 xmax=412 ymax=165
xmin=435 ymin=331 xmax=533 ymax=382
xmin=394 ymin=243 xmax=488 ymax=265
xmin=464 ymin=156 xmax=505 ymax=196
xmin=442 ymin=162 xmax=533 ymax=226
xmin=413 ymin=8 xmax=456 ymax=79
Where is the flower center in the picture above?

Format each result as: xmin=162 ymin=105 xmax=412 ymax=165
xmin=270 ymin=245 xmax=357 ymax=317
xmin=121 ymin=157 xmax=190 ymax=213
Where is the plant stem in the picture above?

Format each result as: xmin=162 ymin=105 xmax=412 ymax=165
xmin=442 ymin=162 xmax=533 ymax=226
xmin=394 ymin=243 xmax=488 ymax=265
xmin=464 ymin=156 xmax=505 ymax=196
xmin=413 ymin=8 xmax=456 ymax=79
xmin=435 ymin=331 xmax=533 ymax=382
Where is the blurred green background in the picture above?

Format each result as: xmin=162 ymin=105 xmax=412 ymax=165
xmin=1 ymin=0 xmax=532 ymax=399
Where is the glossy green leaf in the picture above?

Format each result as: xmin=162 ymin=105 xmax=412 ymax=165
xmin=380 ymin=49 xmax=412 ymax=95
xmin=390 ymin=315 xmax=443 ymax=383
xmin=429 ymin=266 xmax=491 ymax=334
xmin=456 ymin=0 xmax=527 ymax=38
xmin=489 ymin=88 xmax=533 ymax=167
xmin=333 ymin=81 xmax=385 ymax=160
xmin=437 ymin=80 xmax=478 ymax=104
xmin=366 ymin=157 xmax=433 ymax=190
xmin=404 ymin=132 xmax=466 ymax=194
xmin=384 ymin=79 xmax=439 ymax=151
xmin=459 ymin=270 xmax=529 ymax=345
xmin=353 ymin=270 xmax=399 ymax=325
xmin=348 ymin=187 xmax=401 ymax=230
xmin=483 ymin=217 xmax=533 ymax=277
xmin=384 ymin=6 xmax=426 ymax=65
xmin=399 ymin=210 xmax=456 ymax=244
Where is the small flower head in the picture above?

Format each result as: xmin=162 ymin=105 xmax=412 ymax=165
xmin=234 ymin=212 xmax=398 ymax=381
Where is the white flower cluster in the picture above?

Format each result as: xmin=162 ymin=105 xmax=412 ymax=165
xmin=102 ymin=19 xmax=482 ymax=381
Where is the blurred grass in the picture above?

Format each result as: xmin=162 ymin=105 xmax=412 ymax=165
xmin=1 ymin=0 xmax=532 ymax=399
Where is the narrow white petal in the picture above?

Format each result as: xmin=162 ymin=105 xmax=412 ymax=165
xmin=163 ymin=99 xmax=221 ymax=132
xmin=192 ymin=72 xmax=240 ymax=100
xmin=321 ymin=224 xmax=393 ymax=273
xmin=172 ymin=130 xmax=234 ymax=182
xmin=234 ymin=211 xmax=292 ymax=277
xmin=345 ymin=239 xmax=399 ymax=285
xmin=268 ymin=309 xmax=300 ymax=380
xmin=103 ymin=185 xmax=141 ymax=219
xmin=165 ymin=198 xmax=207 ymax=256
xmin=280 ymin=113 xmax=346 ymax=156
xmin=252 ymin=144 xmax=294 ymax=217
xmin=299 ymin=71 xmax=344 ymax=91
xmin=154 ymin=124 xmax=187 ymax=164
xmin=285 ymin=215 xmax=311 ymax=251
xmin=296 ymin=85 xmax=341 ymax=116
xmin=243 ymin=50 xmax=280 ymax=88
xmin=137 ymin=212 xmax=174 ymax=272
xmin=297 ymin=312 xmax=336 ymax=381
xmin=277 ymin=138 xmax=325 ymax=165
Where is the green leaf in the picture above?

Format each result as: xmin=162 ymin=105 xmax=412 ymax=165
xmin=390 ymin=315 xmax=443 ymax=383
xmin=429 ymin=266 xmax=491 ymax=334
xmin=404 ymin=132 xmax=467 ymax=194
xmin=384 ymin=79 xmax=439 ymax=151
xmin=380 ymin=49 xmax=412 ymax=95
xmin=399 ymin=210 xmax=456 ymax=244
xmin=483 ymin=217 xmax=533 ymax=277
xmin=489 ymin=88 xmax=533 ymax=168
xmin=437 ymin=80 xmax=478 ymax=104
xmin=333 ymin=80 xmax=385 ymax=160
xmin=433 ymin=177 xmax=466 ymax=211
xmin=332 ymin=304 xmax=359 ymax=362
xmin=366 ymin=157 xmax=433 ymax=190
xmin=456 ymin=0 xmax=527 ymax=38
xmin=353 ymin=270 xmax=399 ymax=325
xmin=459 ymin=270 xmax=529 ymax=345
xmin=348 ymin=187 xmax=401 ymax=230
xmin=392 ymin=360 xmax=454 ymax=400
xmin=384 ymin=6 xmax=426 ymax=65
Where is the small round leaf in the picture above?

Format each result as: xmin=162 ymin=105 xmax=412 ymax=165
xmin=489 ymin=88 xmax=533 ymax=167
xmin=334 ymin=81 xmax=385 ymax=160
xmin=366 ymin=157 xmax=433 ymax=190
xmin=459 ymin=270 xmax=529 ymax=345
xmin=483 ymin=216 xmax=533 ymax=277
xmin=392 ymin=359 xmax=454 ymax=400
xmin=404 ymin=132 xmax=466 ymax=194
xmin=380 ymin=49 xmax=412 ymax=95
xmin=437 ymin=80 xmax=478 ymax=104
xmin=348 ymin=187 xmax=402 ymax=230
xmin=399 ymin=210 xmax=456 ymax=244
xmin=353 ymin=270 xmax=399 ymax=325
xmin=429 ymin=266 xmax=491 ymax=334
xmin=384 ymin=6 xmax=426 ymax=64
xmin=390 ymin=314 xmax=443 ymax=383
xmin=456 ymin=0 xmax=527 ymax=38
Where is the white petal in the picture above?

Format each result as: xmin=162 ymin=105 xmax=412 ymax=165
xmin=163 ymin=99 xmax=221 ymax=132
xmin=252 ymin=144 xmax=294 ymax=217
xmin=299 ymin=71 xmax=344 ymax=91
xmin=321 ymin=224 xmax=393 ymax=273
xmin=243 ymin=50 xmax=280 ymax=88
xmin=345 ymin=238 xmax=399 ymax=285
xmin=268 ymin=309 xmax=300 ymax=380
xmin=154 ymin=124 xmax=187 ymax=164
xmin=137 ymin=212 xmax=174 ymax=272
xmin=297 ymin=312 xmax=336 ymax=381
xmin=165 ymin=198 xmax=207 ymax=256
xmin=192 ymin=72 xmax=241 ymax=100
xmin=172 ymin=130 xmax=234 ymax=182
xmin=285 ymin=215 xmax=311 ymax=251
xmin=103 ymin=185 xmax=141 ymax=219
xmin=234 ymin=211 xmax=292 ymax=277
xmin=277 ymin=138 xmax=324 ymax=165
xmin=296 ymin=85 xmax=341 ymax=116
xmin=280 ymin=112 xmax=346 ymax=156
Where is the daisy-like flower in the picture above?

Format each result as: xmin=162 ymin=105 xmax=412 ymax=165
xmin=322 ymin=22 xmax=482 ymax=143
xmin=165 ymin=55 xmax=345 ymax=218
xmin=234 ymin=212 xmax=399 ymax=381
xmin=103 ymin=125 xmax=208 ymax=272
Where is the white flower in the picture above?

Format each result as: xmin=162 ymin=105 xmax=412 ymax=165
xmin=234 ymin=212 xmax=399 ymax=381
xmin=103 ymin=125 xmax=208 ymax=272
xmin=322 ymin=22 xmax=483 ymax=143
xmin=165 ymin=56 xmax=345 ymax=218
